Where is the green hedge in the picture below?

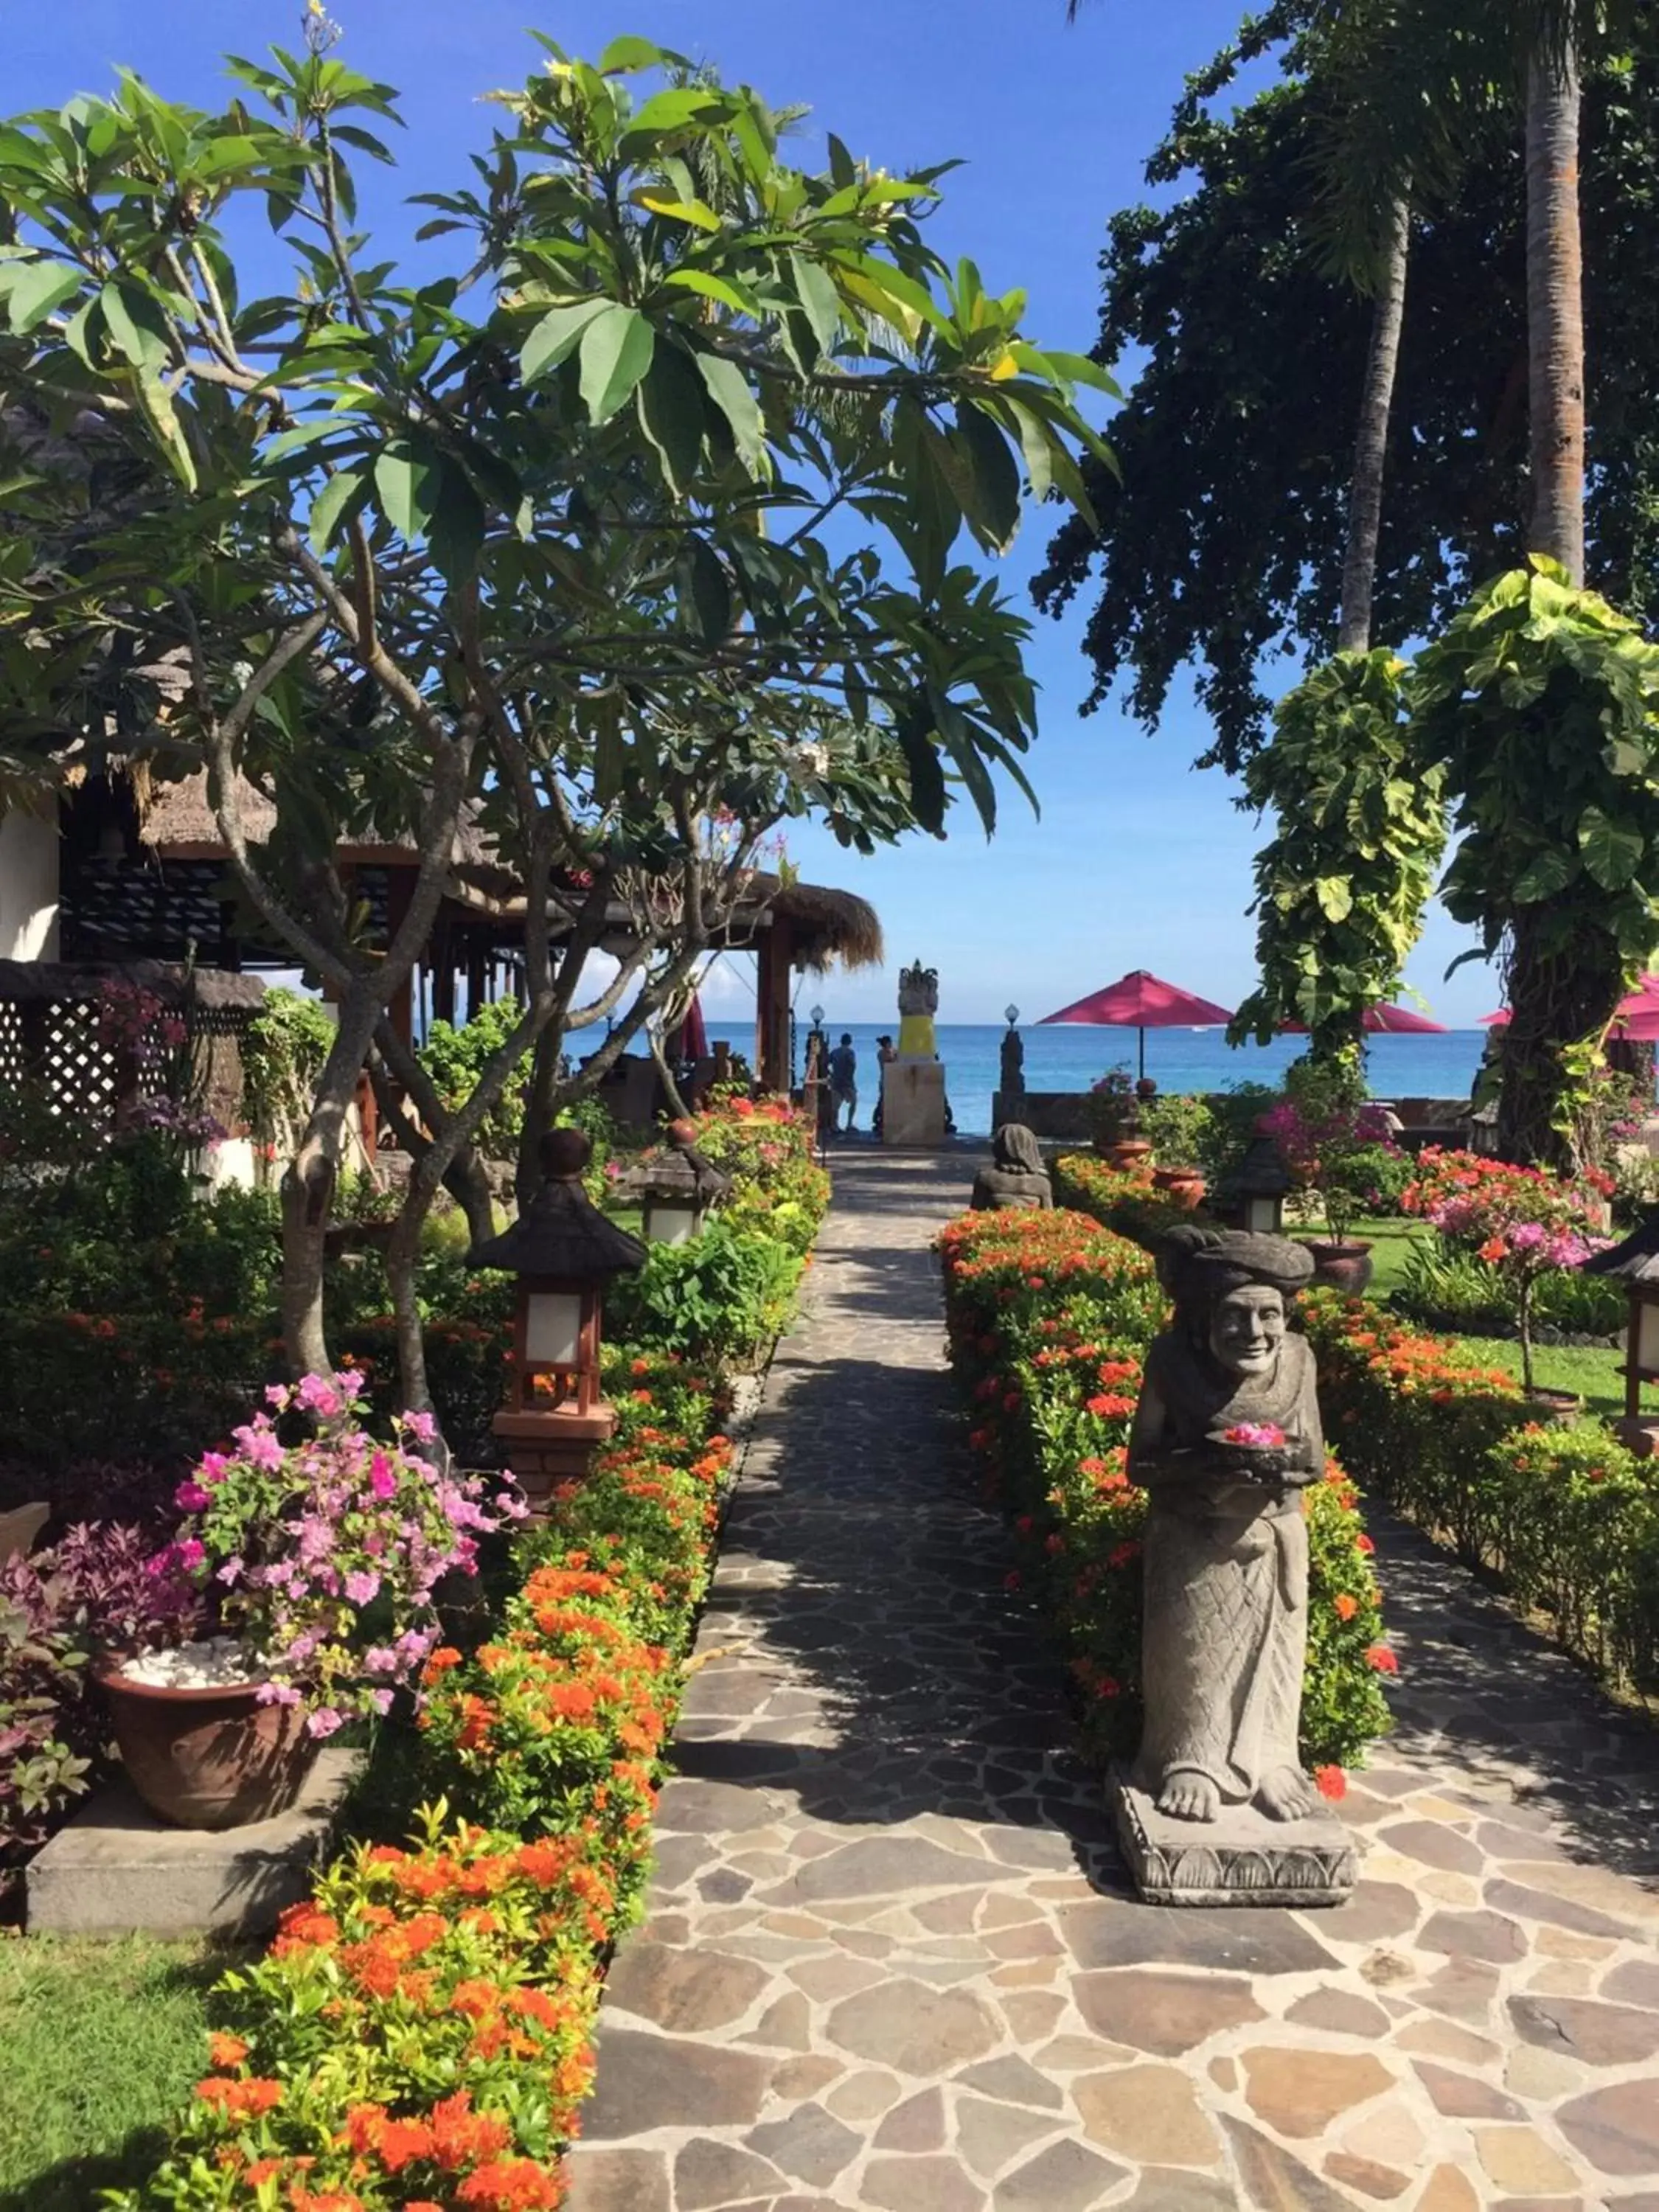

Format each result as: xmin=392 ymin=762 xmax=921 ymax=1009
xmin=1304 ymin=1293 xmax=1659 ymax=1692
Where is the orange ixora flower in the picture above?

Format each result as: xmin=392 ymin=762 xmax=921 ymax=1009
xmin=206 ymin=2031 xmax=249 ymax=2069
xmin=1332 ymin=1593 xmax=1360 ymax=1623
xmin=1314 ymin=1764 xmax=1347 ymax=1801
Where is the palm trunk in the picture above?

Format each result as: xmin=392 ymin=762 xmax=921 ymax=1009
xmin=1499 ymin=39 xmax=1589 ymax=1165
xmin=1525 ymin=42 xmax=1585 ymax=582
xmin=1338 ymin=195 xmax=1410 ymax=654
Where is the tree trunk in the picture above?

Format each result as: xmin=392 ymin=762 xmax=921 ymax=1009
xmin=1338 ymin=195 xmax=1410 ymax=655
xmin=518 ymin=1024 xmax=564 ymax=1208
xmin=1525 ymin=42 xmax=1585 ymax=582
xmin=279 ymin=976 xmax=382 ymax=1377
xmin=1494 ymin=908 xmax=1623 ymax=1168
xmin=647 ymin=1023 xmax=692 ymax=1122
xmin=1499 ymin=41 xmax=1590 ymax=1165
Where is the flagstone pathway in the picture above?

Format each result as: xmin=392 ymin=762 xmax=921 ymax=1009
xmin=565 ymin=1149 xmax=1659 ymax=2212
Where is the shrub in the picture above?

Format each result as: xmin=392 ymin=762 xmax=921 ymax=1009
xmin=1 ymin=1523 xmax=198 ymax=1883
xmin=1262 ymin=1060 xmax=1402 ymax=1246
xmin=1401 ymin=1147 xmax=1607 ymax=1389
xmin=939 ymin=1208 xmax=1394 ymax=1781
xmin=688 ymin=1093 xmax=829 ymax=1256
xmin=1136 ymin=1091 xmax=1214 ymax=1172
xmin=1051 ymin=1152 xmax=1197 ymax=1246
xmin=160 ymin=1375 xmax=522 ymax=1734
xmin=1479 ymin=1423 xmax=1659 ymax=1687
xmin=603 ymin=1219 xmax=800 ymax=1364
xmin=1394 ymin=1238 xmax=1625 ymax=1340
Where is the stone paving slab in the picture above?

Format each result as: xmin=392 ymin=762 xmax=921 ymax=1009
xmin=566 ymin=1151 xmax=1659 ymax=2212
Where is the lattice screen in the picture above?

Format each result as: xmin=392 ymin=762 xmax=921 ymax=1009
xmin=40 ymin=999 xmax=121 ymax=1132
xmin=0 ymin=1002 xmax=24 ymax=1098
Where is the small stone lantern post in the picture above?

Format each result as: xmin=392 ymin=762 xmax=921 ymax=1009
xmin=1580 ymin=1208 xmax=1659 ymax=1453
xmin=1217 ymin=1118 xmax=1290 ymax=1236
xmin=629 ymin=1119 xmax=731 ymax=1246
xmin=467 ymin=1128 xmax=647 ymax=1509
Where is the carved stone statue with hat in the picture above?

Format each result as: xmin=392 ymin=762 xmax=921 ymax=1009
xmin=1113 ymin=1224 xmax=1357 ymax=1905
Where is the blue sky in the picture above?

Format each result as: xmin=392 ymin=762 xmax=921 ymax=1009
xmin=13 ymin=1 xmax=1501 ymax=1031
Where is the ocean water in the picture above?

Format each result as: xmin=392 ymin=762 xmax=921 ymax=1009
xmin=804 ymin=1023 xmax=1488 ymax=1141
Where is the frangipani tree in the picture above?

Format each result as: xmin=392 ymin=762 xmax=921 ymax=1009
xmin=0 ymin=27 xmax=1112 ymax=1400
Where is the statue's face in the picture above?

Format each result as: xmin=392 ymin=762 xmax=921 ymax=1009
xmin=1209 ymin=1284 xmax=1284 ymax=1375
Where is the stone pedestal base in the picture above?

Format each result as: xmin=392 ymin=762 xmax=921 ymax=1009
xmin=1111 ymin=1774 xmax=1357 ymax=1907
xmin=494 ymin=1405 xmax=615 ymax=1509
xmin=882 ymin=1060 xmax=946 ymax=1147
xmin=26 ymin=1749 xmax=359 ymax=1938
xmin=1611 ymin=1415 xmax=1659 ymax=1458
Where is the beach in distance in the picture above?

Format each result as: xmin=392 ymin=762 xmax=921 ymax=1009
xmin=785 ymin=1022 xmax=1488 ymax=1141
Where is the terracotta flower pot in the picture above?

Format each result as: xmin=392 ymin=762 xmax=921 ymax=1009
xmin=97 ymin=1663 xmax=315 ymax=1831
xmin=1522 ymin=1387 xmax=1582 ymax=1427
xmin=1106 ymin=1137 xmax=1155 ymax=1172
xmin=1297 ymin=1238 xmax=1374 ymax=1296
xmin=1152 ymin=1167 xmax=1206 ymax=1211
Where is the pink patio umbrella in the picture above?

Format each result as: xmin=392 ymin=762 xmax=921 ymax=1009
xmin=666 ymin=990 xmax=709 ymax=1062
xmin=1482 ymin=975 xmax=1659 ymax=1041
xmin=1039 ymin=968 xmax=1234 ymax=1082
xmin=1280 ymin=1001 xmax=1448 ymax=1036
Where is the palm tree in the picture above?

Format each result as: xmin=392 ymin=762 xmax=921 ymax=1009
xmin=1068 ymin=1 xmax=1411 ymax=650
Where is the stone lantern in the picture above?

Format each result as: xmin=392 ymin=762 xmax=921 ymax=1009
xmin=631 ymin=1118 xmax=731 ymax=1246
xmin=467 ymin=1128 xmax=647 ymax=1508
xmin=1580 ymin=1207 xmax=1659 ymax=1453
xmin=1217 ymin=1118 xmax=1290 ymax=1236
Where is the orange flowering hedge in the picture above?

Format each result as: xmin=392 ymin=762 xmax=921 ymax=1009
xmin=111 ymin=1358 xmax=736 ymax=2212
xmin=939 ymin=1208 xmax=1395 ymax=1792
xmin=1050 ymin=1152 xmax=1197 ymax=1247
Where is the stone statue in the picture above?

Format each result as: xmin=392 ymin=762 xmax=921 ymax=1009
xmin=897 ymin=960 xmax=939 ymax=1059
xmin=971 ymin=1124 xmax=1052 ymax=1211
xmin=1126 ymin=1228 xmax=1324 ymax=1826
xmin=999 ymin=1025 xmax=1025 ymax=1101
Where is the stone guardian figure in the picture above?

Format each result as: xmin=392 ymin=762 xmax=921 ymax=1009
xmin=1127 ymin=1230 xmax=1322 ymax=1825
xmin=970 ymin=1124 xmax=1052 ymax=1211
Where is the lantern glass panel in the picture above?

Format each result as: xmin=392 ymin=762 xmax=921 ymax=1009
xmin=647 ymin=1200 xmax=699 ymax=1247
xmin=1636 ymin=1295 xmax=1659 ymax=1377
xmin=526 ymin=1290 xmax=584 ymax=1366
xmin=1245 ymin=1195 xmax=1282 ymax=1235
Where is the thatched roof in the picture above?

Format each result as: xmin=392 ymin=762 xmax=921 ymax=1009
xmin=755 ymin=875 xmax=884 ymax=973
xmin=132 ymin=768 xmax=517 ymax=894
xmin=137 ymin=768 xmax=277 ymax=852
xmin=0 ymin=959 xmax=265 ymax=1011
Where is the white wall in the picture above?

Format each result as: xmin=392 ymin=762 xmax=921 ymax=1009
xmin=0 ymin=809 xmax=60 ymax=961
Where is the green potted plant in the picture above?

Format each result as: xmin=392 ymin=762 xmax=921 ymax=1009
xmin=1141 ymin=1091 xmax=1214 ymax=1209
xmin=1262 ymin=1063 xmax=1400 ymax=1293
xmin=1088 ymin=1065 xmax=1150 ymax=1167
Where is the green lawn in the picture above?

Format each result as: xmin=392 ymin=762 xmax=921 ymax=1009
xmin=0 ymin=1933 xmax=229 ymax=2211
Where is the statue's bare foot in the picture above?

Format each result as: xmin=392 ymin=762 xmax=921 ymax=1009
xmin=1156 ymin=1768 xmax=1220 ymax=1822
xmin=1256 ymin=1765 xmax=1315 ymax=1821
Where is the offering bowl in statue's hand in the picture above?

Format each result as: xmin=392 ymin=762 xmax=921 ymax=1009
xmin=1209 ymin=1422 xmax=1295 ymax=1485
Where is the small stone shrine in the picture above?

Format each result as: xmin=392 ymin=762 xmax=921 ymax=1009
xmin=970 ymin=1123 xmax=1052 ymax=1211
xmin=883 ymin=959 xmax=947 ymax=1147
xmin=1113 ymin=1225 xmax=1357 ymax=1905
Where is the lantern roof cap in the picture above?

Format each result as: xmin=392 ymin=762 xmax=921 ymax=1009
xmin=1580 ymin=1206 xmax=1659 ymax=1283
xmin=1217 ymin=1128 xmax=1290 ymax=1205
xmin=467 ymin=1130 xmax=647 ymax=1279
xmin=614 ymin=1120 xmax=731 ymax=1206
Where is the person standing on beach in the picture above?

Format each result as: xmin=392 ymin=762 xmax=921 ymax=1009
xmin=872 ymin=1034 xmax=897 ymax=1135
xmin=827 ymin=1032 xmax=858 ymax=1133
